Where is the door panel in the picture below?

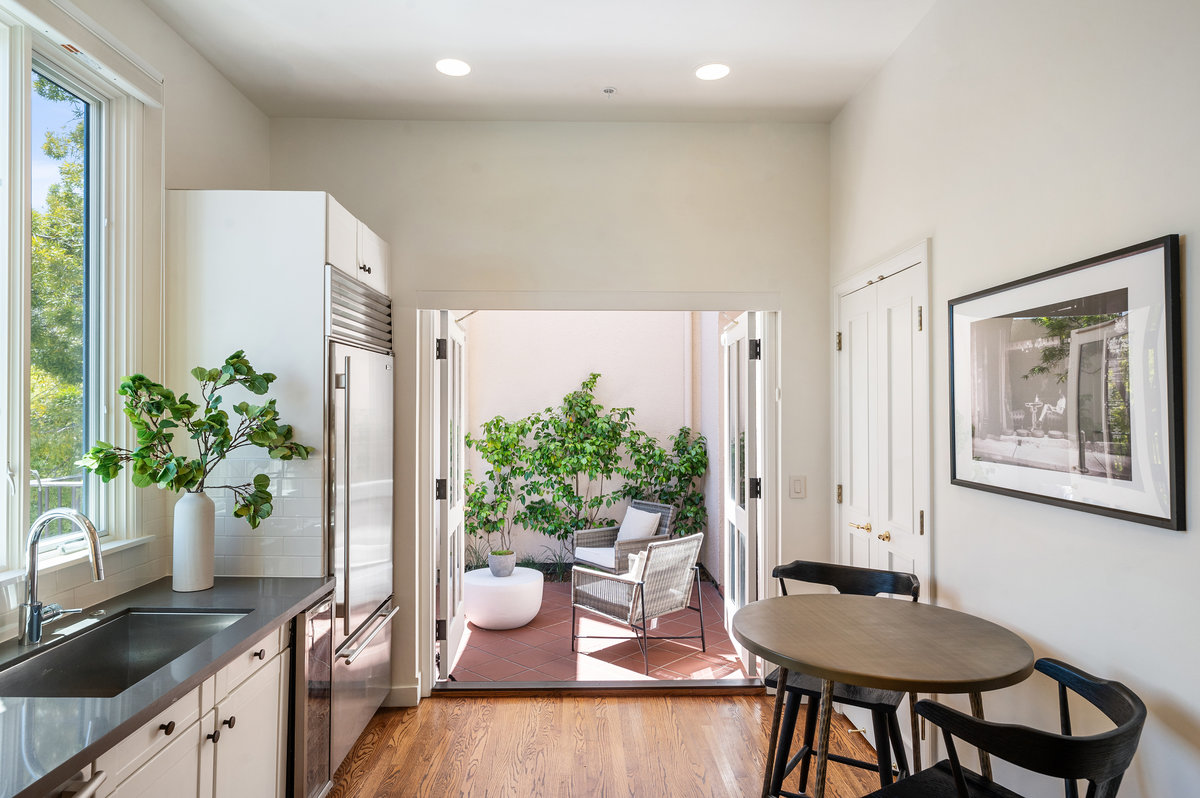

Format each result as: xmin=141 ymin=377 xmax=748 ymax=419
xmin=721 ymin=312 xmax=761 ymax=677
xmin=435 ymin=311 xmax=467 ymax=680
xmin=839 ymin=288 xmax=875 ymax=567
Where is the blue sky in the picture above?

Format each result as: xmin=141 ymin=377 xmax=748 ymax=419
xmin=31 ymin=74 xmax=85 ymax=212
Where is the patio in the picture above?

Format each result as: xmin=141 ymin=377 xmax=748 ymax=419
xmin=449 ymin=579 xmax=748 ymax=682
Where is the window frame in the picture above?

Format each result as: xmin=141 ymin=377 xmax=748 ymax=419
xmin=0 ymin=0 xmax=164 ymax=571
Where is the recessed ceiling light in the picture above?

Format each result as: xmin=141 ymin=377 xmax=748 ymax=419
xmin=696 ymin=63 xmax=730 ymax=81
xmin=436 ymin=58 xmax=471 ymax=77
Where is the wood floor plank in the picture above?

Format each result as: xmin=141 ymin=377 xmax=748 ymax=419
xmin=332 ymin=693 xmax=883 ymax=797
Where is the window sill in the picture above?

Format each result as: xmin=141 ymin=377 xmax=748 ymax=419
xmin=0 ymin=536 xmax=155 ymax=587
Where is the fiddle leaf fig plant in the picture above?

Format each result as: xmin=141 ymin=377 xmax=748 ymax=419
xmin=77 ymin=350 xmax=315 ymax=529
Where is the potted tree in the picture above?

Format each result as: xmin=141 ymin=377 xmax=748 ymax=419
xmin=464 ymin=414 xmax=531 ymax=577
xmin=78 ymin=351 xmax=314 ymax=591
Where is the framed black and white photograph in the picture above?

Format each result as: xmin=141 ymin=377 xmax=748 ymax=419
xmin=949 ymin=235 xmax=1183 ymax=529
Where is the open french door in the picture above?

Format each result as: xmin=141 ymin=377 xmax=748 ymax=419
xmin=434 ymin=311 xmax=468 ymax=680
xmin=720 ymin=312 xmax=764 ymax=677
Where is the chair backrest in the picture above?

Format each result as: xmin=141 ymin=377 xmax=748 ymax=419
xmin=918 ymin=658 xmax=1146 ymax=798
xmin=632 ymin=533 xmax=702 ymax=621
xmin=772 ymin=559 xmax=919 ymax=602
xmin=630 ymin=499 xmax=674 ymax=537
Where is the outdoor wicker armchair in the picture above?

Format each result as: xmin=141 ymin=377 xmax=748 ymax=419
xmin=570 ymin=532 xmax=704 ymax=674
xmin=572 ymin=499 xmax=675 ymax=574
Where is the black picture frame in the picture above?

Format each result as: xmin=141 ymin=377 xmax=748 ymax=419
xmin=948 ymin=235 xmax=1184 ymax=530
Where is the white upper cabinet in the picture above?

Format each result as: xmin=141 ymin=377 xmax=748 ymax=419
xmin=357 ymin=221 xmax=389 ymax=294
xmin=326 ymin=193 xmax=389 ymax=295
xmin=325 ymin=194 xmax=359 ymax=279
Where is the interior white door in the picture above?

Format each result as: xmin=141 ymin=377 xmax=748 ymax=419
xmin=834 ymin=246 xmax=931 ymax=766
xmin=435 ymin=311 xmax=468 ymax=680
xmin=720 ymin=312 xmax=763 ymax=677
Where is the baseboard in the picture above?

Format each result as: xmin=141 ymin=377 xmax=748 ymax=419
xmin=384 ymin=680 xmax=422 ymax=707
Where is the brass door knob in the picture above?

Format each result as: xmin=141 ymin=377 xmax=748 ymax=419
xmin=849 ymin=521 xmax=872 ymax=533
xmin=877 ymin=531 xmax=892 ymax=542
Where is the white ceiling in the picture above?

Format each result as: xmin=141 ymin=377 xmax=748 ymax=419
xmin=140 ymin=0 xmax=936 ymax=122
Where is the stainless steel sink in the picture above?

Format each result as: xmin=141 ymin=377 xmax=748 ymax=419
xmin=0 ymin=609 xmax=249 ymax=698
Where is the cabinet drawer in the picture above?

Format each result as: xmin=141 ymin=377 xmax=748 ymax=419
xmin=215 ymin=626 xmax=283 ymax=700
xmin=99 ymin=720 xmax=203 ymax=798
xmin=95 ymin=686 xmax=200 ymax=792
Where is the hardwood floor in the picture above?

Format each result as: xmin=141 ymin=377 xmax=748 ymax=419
xmin=331 ymin=693 xmax=882 ymax=797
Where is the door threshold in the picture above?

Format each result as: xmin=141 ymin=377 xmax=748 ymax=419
xmin=431 ymin=678 xmax=763 ymax=697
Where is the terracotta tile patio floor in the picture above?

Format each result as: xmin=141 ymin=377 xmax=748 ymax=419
xmin=449 ymin=580 xmax=749 ymax=682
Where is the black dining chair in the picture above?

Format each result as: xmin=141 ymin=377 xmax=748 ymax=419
xmin=862 ymin=658 xmax=1147 ymax=798
xmin=765 ymin=560 xmax=921 ymax=796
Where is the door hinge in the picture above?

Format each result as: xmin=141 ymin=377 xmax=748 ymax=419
xmin=748 ymin=339 xmax=762 ymax=360
xmin=435 ymin=619 xmax=447 ymax=641
xmin=435 ymin=338 xmax=448 ymax=360
xmin=435 ymin=478 xmax=447 ymax=500
xmin=919 ymin=509 xmax=925 ymax=536
xmin=917 ymin=306 xmax=923 ymax=332
xmin=836 ymin=484 xmax=843 ymax=504
xmin=835 ymin=331 xmax=842 ymax=351
xmin=749 ymin=477 xmax=762 ymax=499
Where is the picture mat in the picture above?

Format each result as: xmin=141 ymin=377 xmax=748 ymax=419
xmin=951 ymin=245 xmax=1171 ymax=520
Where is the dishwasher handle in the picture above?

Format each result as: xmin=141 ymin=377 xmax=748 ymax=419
xmin=338 ymin=605 xmax=398 ymax=665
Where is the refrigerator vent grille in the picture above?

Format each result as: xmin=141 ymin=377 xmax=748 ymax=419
xmin=327 ymin=268 xmax=392 ymax=353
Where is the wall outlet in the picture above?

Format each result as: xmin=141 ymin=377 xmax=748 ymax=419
xmin=790 ymin=475 xmax=807 ymax=499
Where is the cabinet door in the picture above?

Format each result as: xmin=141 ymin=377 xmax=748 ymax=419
xmin=105 ymin=722 xmax=204 ymax=798
xmin=211 ymin=654 xmax=285 ymax=798
xmin=357 ymin=221 xmax=389 ymax=294
xmin=326 ymin=194 xmax=358 ymax=279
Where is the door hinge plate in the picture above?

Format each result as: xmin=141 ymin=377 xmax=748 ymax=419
xmin=835 ymin=331 xmax=842 ymax=351
xmin=435 ymin=619 xmax=447 ymax=641
xmin=917 ymin=306 xmax=923 ymax=332
xmin=748 ymin=339 xmax=762 ymax=360
xmin=435 ymin=338 xmax=448 ymax=360
xmin=919 ymin=509 xmax=925 ymax=536
xmin=435 ymin=478 xmax=447 ymax=500
xmin=836 ymin=484 xmax=843 ymax=504
xmin=749 ymin=477 xmax=762 ymax=499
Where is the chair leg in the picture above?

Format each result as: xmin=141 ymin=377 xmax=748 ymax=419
xmin=571 ymin=605 xmax=577 ymax=652
xmin=796 ymin=694 xmax=820 ymax=791
xmin=887 ymin=711 xmax=910 ymax=779
xmin=640 ymin=592 xmax=650 ymax=674
xmin=696 ymin=569 xmax=707 ymax=652
xmin=871 ymin=711 xmax=894 ymax=788
xmin=770 ymin=691 xmax=801 ymax=794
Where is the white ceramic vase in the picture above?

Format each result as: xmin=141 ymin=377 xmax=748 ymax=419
xmin=173 ymin=491 xmax=215 ymax=592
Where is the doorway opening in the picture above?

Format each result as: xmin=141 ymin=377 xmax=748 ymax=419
xmin=422 ymin=309 xmax=778 ymax=688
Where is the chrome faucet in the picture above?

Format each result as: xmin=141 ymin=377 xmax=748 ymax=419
xmin=18 ymin=508 xmax=105 ymax=646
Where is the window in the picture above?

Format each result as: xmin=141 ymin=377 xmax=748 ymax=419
xmin=28 ymin=67 xmax=99 ymax=541
xmin=1 ymin=2 xmax=164 ymax=569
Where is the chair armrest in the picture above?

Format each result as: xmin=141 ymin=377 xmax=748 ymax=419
xmin=916 ymin=700 xmax=1093 ymax=779
xmin=571 ymin=565 xmax=642 ymax=586
xmin=574 ymin=526 xmax=619 ymax=548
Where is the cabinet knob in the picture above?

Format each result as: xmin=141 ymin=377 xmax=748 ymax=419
xmin=207 ymin=729 xmax=221 ymax=744
xmin=253 ymin=648 xmax=267 ymax=660
xmin=359 ymin=264 xmax=368 ymax=272
xmin=159 ymin=721 xmax=176 ymax=736
xmin=222 ymin=716 xmax=237 ymax=729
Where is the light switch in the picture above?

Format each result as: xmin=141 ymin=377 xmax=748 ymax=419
xmin=790 ymin=475 xmax=807 ymax=499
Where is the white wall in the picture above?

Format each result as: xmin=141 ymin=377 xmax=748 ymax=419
xmin=460 ymin=310 xmax=700 ymax=562
xmin=74 ymin=0 xmax=270 ymax=189
xmin=269 ymin=119 xmax=831 ymax=699
xmin=831 ymin=1 xmax=1200 ymax=794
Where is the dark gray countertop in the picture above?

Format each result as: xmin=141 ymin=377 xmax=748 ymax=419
xmin=0 ymin=576 xmax=334 ymax=798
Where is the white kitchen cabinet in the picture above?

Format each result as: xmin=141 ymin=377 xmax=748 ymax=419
xmin=100 ymin=627 xmax=289 ymax=798
xmin=208 ymin=652 xmax=288 ymax=798
xmin=356 ymin=220 xmax=389 ymax=294
xmin=324 ymin=192 xmax=389 ymax=293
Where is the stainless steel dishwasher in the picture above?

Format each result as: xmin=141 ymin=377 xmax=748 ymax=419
xmin=293 ymin=593 xmax=334 ymax=798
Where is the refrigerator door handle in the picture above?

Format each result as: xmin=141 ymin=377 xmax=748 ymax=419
xmin=338 ymin=605 xmax=398 ymax=665
xmin=340 ymin=353 xmax=352 ymax=638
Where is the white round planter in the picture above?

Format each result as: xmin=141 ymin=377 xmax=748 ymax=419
xmin=173 ymin=491 xmax=215 ymax=592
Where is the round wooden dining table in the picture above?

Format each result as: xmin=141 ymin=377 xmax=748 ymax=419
xmin=732 ymin=594 xmax=1035 ymax=798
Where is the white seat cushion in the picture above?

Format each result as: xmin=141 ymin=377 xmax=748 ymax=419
xmin=616 ymin=506 xmax=661 ymax=542
xmin=574 ymin=546 xmax=616 ymax=569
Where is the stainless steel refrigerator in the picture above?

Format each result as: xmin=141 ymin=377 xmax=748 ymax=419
xmin=327 ymin=269 xmax=396 ymax=771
